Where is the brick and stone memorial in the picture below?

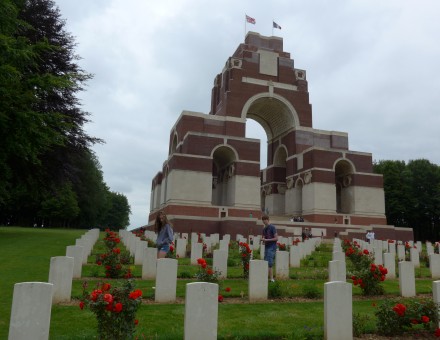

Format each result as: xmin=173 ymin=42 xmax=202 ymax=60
xmin=184 ymin=282 xmax=218 ymax=340
xmin=9 ymin=282 xmax=53 ymax=340
xmin=48 ymin=256 xmax=74 ymax=304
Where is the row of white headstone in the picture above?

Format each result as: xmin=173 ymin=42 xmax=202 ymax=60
xmin=8 ymin=228 xmax=100 ymax=340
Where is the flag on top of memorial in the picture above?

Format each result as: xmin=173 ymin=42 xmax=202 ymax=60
xmin=246 ymin=14 xmax=256 ymax=24
xmin=273 ymin=21 xmax=281 ymax=29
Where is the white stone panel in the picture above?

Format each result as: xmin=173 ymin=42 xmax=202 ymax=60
xmin=258 ymin=49 xmax=278 ymax=76
xmin=232 ymin=176 xmax=260 ymax=208
xmin=167 ymin=170 xmax=212 ymax=204
xmin=352 ymin=186 xmax=385 ymax=215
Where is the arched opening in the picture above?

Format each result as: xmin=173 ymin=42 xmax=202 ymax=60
xmin=335 ymin=160 xmax=354 ymax=214
xmin=211 ymin=146 xmax=236 ymax=206
xmin=170 ymin=133 xmax=178 ymax=154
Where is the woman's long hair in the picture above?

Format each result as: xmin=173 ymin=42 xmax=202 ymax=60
xmin=154 ymin=211 xmax=170 ymax=233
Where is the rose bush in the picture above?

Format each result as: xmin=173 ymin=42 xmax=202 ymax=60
xmin=342 ymin=239 xmax=387 ymax=295
xmin=195 ymin=258 xmax=220 ymax=283
xmin=239 ymin=242 xmax=252 ymax=278
xmin=375 ymin=298 xmax=439 ymax=336
xmin=80 ymin=280 xmax=143 ymax=340
xmin=96 ymin=229 xmax=132 ymax=279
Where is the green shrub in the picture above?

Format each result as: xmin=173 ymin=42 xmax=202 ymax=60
xmin=178 ymin=271 xmax=192 ymax=279
xmin=301 ymin=284 xmax=321 ymax=299
xmin=268 ymin=281 xmax=283 ymax=298
xmin=353 ymin=313 xmax=370 ymax=337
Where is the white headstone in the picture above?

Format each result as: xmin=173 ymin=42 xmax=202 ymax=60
xmin=191 ymin=243 xmax=203 ymax=265
xmin=383 ymin=253 xmax=396 ymax=279
xmin=142 ymin=247 xmax=157 ymax=280
xmin=328 ymin=260 xmax=346 ymax=282
xmin=248 ymin=260 xmax=268 ymax=302
xmin=65 ymin=245 xmax=83 ymax=279
xmin=155 ymin=258 xmax=178 ymax=302
xmin=289 ymin=246 xmax=301 ymax=268
xmin=8 ymin=282 xmax=53 ymax=340
xmin=184 ymin=282 xmax=218 ymax=340
xmin=432 ymin=280 xmax=440 ymax=328
xmin=398 ymin=261 xmax=416 ymax=297
xmin=410 ymin=247 xmax=420 ymax=268
xmin=275 ymin=251 xmax=289 ymax=280
xmin=213 ymin=250 xmax=228 ymax=279
xmin=48 ymin=256 xmax=74 ymax=304
xmin=324 ymin=281 xmax=352 ymax=340
xmin=430 ymin=254 xmax=440 ymax=279
xmin=397 ymin=244 xmax=405 ymax=261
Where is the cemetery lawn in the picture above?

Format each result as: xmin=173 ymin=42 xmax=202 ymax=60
xmin=0 ymin=226 xmax=436 ymax=339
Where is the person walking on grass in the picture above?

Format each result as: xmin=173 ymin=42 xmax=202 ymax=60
xmin=155 ymin=211 xmax=174 ymax=258
xmin=261 ymin=214 xmax=278 ymax=282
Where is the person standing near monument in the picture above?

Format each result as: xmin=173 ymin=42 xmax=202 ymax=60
xmin=155 ymin=211 xmax=174 ymax=258
xmin=261 ymin=215 xmax=278 ymax=282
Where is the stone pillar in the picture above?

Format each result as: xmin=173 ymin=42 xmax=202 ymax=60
xmin=399 ymin=261 xmax=416 ymax=297
xmin=155 ymin=258 xmax=178 ymax=302
xmin=9 ymin=282 xmax=53 ymax=340
xmin=48 ymin=256 xmax=74 ymax=304
xmin=248 ymin=260 xmax=268 ymax=302
xmin=324 ymin=281 xmax=352 ymax=340
xmin=184 ymin=282 xmax=218 ymax=340
xmin=213 ymin=249 xmax=228 ymax=279
xmin=275 ymin=250 xmax=289 ymax=280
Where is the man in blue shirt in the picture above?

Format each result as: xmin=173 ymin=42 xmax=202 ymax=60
xmin=261 ymin=215 xmax=278 ymax=282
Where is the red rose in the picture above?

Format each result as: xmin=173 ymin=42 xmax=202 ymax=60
xmin=435 ymin=328 xmax=440 ymax=337
xmin=207 ymin=269 xmax=213 ymax=275
xmin=411 ymin=319 xmax=419 ymax=324
xmin=104 ymin=293 xmax=113 ymax=303
xmin=79 ymin=301 xmax=85 ymax=310
xmin=96 ymin=261 xmax=102 ymax=265
xmin=363 ymin=249 xmax=369 ymax=255
xmin=114 ymin=303 xmax=123 ymax=313
xmin=421 ymin=315 xmax=430 ymax=323
xmin=218 ymin=295 xmax=223 ymax=302
xmin=102 ymin=283 xmax=111 ymax=291
xmin=134 ymin=319 xmax=139 ymax=325
xmin=392 ymin=303 xmax=406 ymax=317
xmin=201 ymin=262 xmax=207 ymax=269
xmin=225 ymin=287 xmax=231 ymax=292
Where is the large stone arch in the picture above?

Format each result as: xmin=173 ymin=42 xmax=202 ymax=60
xmin=334 ymin=158 xmax=356 ymax=214
xmin=211 ymin=145 xmax=238 ymax=206
xmin=241 ymin=93 xmax=300 ymax=141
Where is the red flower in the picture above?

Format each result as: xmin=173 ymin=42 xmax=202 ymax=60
xmin=363 ymin=249 xmax=369 ymax=255
xmin=91 ymin=289 xmax=102 ymax=301
xmin=392 ymin=303 xmax=406 ymax=317
xmin=351 ymin=275 xmax=356 ymax=281
xmin=421 ymin=315 xmax=430 ymax=323
xmin=225 ymin=287 xmax=231 ymax=292
xmin=218 ymin=295 xmax=224 ymax=302
xmin=129 ymin=289 xmax=142 ymax=299
xmin=411 ymin=319 xmax=419 ymax=324
xmin=104 ymin=293 xmax=113 ymax=304
xmin=102 ymin=283 xmax=111 ymax=291
xmin=206 ymin=269 xmax=213 ymax=275
xmin=134 ymin=319 xmax=139 ymax=325
xmin=79 ymin=301 xmax=85 ymax=310
xmin=435 ymin=328 xmax=440 ymax=337
xmin=112 ymin=248 xmax=120 ymax=254
xmin=114 ymin=302 xmax=123 ymax=313
xmin=201 ymin=262 xmax=207 ymax=269
xmin=170 ymin=245 xmax=174 ymax=252
xmin=197 ymin=258 xmax=205 ymax=265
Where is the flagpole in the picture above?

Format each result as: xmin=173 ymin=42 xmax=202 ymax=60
xmin=244 ymin=14 xmax=246 ymax=40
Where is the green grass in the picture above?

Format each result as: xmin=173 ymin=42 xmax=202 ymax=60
xmin=0 ymin=226 xmax=437 ymax=339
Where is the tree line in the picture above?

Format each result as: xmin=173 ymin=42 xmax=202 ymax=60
xmin=0 ymin=0 xmax=130 ymax=230
xmin=374 ymin=159 xmax=440 ymax=242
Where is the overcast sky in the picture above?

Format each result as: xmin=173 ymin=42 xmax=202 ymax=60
xmin=54 ymin=0 xmax=440 ymax=230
